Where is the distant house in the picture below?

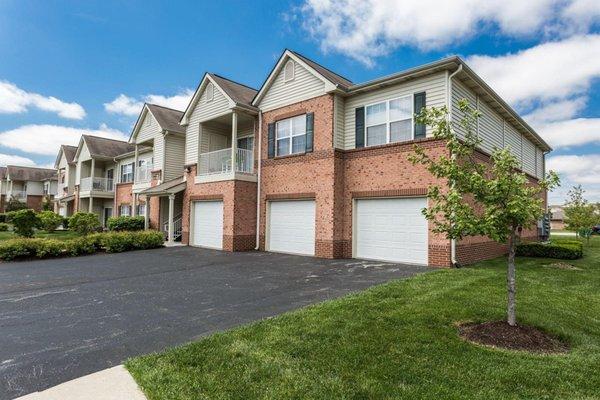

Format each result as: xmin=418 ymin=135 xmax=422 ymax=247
xmin=1 ymin=166 xmax=57 ymax=211
xmin=549 ymin=205 xmax=565 ymax=230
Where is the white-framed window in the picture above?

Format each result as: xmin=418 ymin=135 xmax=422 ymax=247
xmin=119 ymin=204 xmax=131 ymax=216
xmin=43 ymin=182 xmax=49 ymax=195
xmin=137 ymin=203 xmax=146 ymax=216
xmin=284 ymin=60 xmax=295 ymax=82
xmin=206 ymin=82 xmax=214 ymax=102
xmin=120 ymin=163 xmax=134 ymax=183
xmin=365 ymin=94 xmax=413 ymax=147
xmin=276 ymin=114 xmax=306 ymax=156
xmin=145 ymin=116 xmax=152 ymax=126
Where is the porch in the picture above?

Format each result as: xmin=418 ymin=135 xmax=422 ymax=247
xmin=140 ymin=177 xmax=186 ymax=245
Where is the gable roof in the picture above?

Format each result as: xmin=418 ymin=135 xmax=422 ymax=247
xmin=130 ymin=103 xmax=185 ymax=142
xmin=181 ymin=73 xmax=258 ymax=125
xmin=6 ymin=166 xmax=57 ymax=182
xmin=79 ymin=135 xmax=136 ymax=160
xmin=289 ymin=50 xmax=353 ymax=89
xmin=0 ymin=166 xmax=6 ymax=180
xmin=54 ymin=144 xmax=78 ymax=169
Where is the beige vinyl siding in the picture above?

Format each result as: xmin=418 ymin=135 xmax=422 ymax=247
xmin=26 ymin=181 xmax=44 ymax=196
xmin=238 ymin=122 xmax=254 ymax=139
xmin=117 ymin=155 xmax=135 ymax=183
xmin=536 ymin=148 xmax=544 ymax=178
xmin=504 ymin=123 xmax=522 ymax=162
xmin=136 ymin=113 xmax=162 ymax=144
xmin=75 ymin=143 xmax=92 ymax=184
xmin=198 ymin=123 xmax=230 ymax=154
xmin=163 ymin=135 xmax=185 ymax=181
xmin=478 ymin=99 xmax=504 ymax=153
xmin=451 ymin=79 xmax=477 ymax=139
xmin=259 ymin=59 xmax=327 ymax=112
xmin=343 ymin=72 xmax=447 ymax=150
xmin=522 ymin=138 xmax=537 ymax=176
xmin=184 ymin=85 xmax=231 ymax=165
xmin=154 ymin=135 xmax=165 ymax=173
xmin=333 ymin=95 xmax=345 ymax=149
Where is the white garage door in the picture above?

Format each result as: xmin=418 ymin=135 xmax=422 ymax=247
xmin=192 ymin=201 xmax=223 ymax=249
xmin=268 ymin=200 xmax=316 ymax=256
xmin=355 ymin=197 xmax=428 ymax=265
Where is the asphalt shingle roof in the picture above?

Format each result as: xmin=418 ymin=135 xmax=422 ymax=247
xmin=209 ymin=74 xmax=258 ymax=108
xmin=83 ymin=135 xmax=136 ymax=159
xmin=6 ymin=166 xmax=57 ymax=182
xmin=62 ymin=145 xmax=78 ymax=164
xmin=146 ymin=104 xmax=185 ymax=134
xmin=290 ymin=50 xmax=354 ymax=90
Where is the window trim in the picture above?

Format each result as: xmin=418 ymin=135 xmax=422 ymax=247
xmin=205 ymin=82 xmax=214 ymax=102
xmin=284 ymin=60 xmax=295 ymax=82
xmin=120 ymin=163 xmax=134 ymax=183
xmin=364 ymin=94 xmax=414 ymax=147
xmin=119 ymin=204 xmax=131 ymax=217
xmin=275 ymin=114 xmax=306 ymax=157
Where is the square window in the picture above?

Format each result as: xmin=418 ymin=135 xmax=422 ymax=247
xmin=277 ymin=138 xmax=290 ymax=156
xmin=292 ymin=135 xmax=306 ymax=153
xmin=367 ymin=124 xmax=387 ymax=146
xmin=390 ymin=120 xmax=412 ymax=142
xmin=366 ymin=102 xmax=387 ymax=126
xmin=390 ymin=97 xmax=412 ymax=121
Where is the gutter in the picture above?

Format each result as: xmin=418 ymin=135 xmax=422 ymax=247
xmin=447 ymin=64 xmax=463 ymax=268
xmin=255 ymin=111 xmax=263 ymax=250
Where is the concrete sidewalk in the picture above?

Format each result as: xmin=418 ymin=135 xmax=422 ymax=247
xmin=15 ymin=366 xmax=146 ymax=400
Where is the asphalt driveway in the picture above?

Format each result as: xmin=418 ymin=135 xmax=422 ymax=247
xmin=0 ymin=246 xmax=429 ymax=399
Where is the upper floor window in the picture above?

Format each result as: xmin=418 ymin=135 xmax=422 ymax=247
xmin=120 ymin=163 xmax=134 ymax=183
xmin=43 ymin=182 xmax=49 ymax=195
xmin=365 ymin=95 xmax=413 ymax=147
xmin=206 ymin=82 xmax=214 ymax=102
xmin=145 ymin=116 xmax=152 ymax=126
xmin=276 ymin=114 xmax=306 ymax=156
xmin=284 ymin=60 xmax=295 ymax=82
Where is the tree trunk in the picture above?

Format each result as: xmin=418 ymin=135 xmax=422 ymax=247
xmin=507 ymin=228 xmax=517 ymax=326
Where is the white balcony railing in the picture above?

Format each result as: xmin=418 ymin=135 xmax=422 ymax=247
xmin=10 ymin=190 xmax=27 ymax=201
xmin=80 ymin=177 xmax=114 ymax=192
xmin=135 ymin=165 xmax=153 ymax=184
xmin=198 ymin=148 xmax=254 ymax=176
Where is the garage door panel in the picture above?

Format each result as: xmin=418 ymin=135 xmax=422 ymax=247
xmin=355 ymin=198 xmax=428 ymax=265
xmin=192 ymin=201 xmax=223 ymax=249
xmin=268 ymin=200 xmax=315 ymax=256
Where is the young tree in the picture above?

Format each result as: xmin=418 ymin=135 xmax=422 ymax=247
xmin=564 ymin=185 xmax=598 ymax=241
xmin=409 ymin=100 xmax=559 ymax=326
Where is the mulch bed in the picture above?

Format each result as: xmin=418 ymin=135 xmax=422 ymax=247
xmin=458 ymin=321 xmax=569 ymax=354
xmin=544 ymin=262 xmax=581 ymax=270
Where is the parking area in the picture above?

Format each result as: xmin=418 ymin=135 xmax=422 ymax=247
xmin=0 ymin=246 xmax=429 ymax=399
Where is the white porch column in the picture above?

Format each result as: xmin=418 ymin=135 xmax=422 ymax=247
xmin=144 ymin=195 xmax=150 ymax=230
xmin=231 ymin=111 xmax=238 ymax=173
xmin=167 ymin=194 xmax=175 ymax=244
xmin=89 ymin=159 xmax=95 ymax=212
xmin=133 ymin=145 xmax=139 ymax=216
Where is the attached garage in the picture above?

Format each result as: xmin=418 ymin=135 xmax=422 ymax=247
xmin=267 ymin=200 xmax=316 ymax=256
xmin=354 ymin=197 xmax=428 ymax=265
xmin=191 ymin=201 xmax=224 ymax=249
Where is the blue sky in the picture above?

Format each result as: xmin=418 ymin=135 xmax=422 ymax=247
xmin=0 ymin=0 xmax=599 ymax=203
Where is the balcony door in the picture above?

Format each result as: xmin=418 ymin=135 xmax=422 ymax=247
xmin=106 ymin=169 xmax=114 ymax=191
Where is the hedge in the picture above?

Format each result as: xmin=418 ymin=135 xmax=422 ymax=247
xmin=0 ymin=223 xmax=9 ymax=232
xmin=0 ymin=213 xmax=6 ymax=223
xmin=0 ymin=230 xmax=164 ymax=261
xmin=107 ymin=216 xmax=145 ymax=232
xmin=516 ymin=240 xmax=583 ymax=260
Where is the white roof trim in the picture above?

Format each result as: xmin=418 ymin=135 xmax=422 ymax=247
xmin=72 ymin=136 xmax=86 ymax=163
xmin=252 ymin=50 xmax=337 ymax=107
xmin=129 ymin=105 xmax=157 ymax=143
xmin=180 ymin=74 xmax=236 ymax=125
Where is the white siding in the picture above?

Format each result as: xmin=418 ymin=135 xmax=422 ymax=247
xmin=522 ymin=137 xmax=536 ymax=176
xmin=504 ymin=123 xmax=522 ymax=162
xmin=259 ymin=58 xmax=327 ymax=112
xmin=184 ymin=84 xmax=231 ymax=165
xmin=343 ymin=72 xmax=447 ymax=149
xmin=198 ymin=123 xmax=230 ymax=154
xmin=75 ymin=143 xmax=91 ymax=184
xmin=136 ymin=112 xmax=162 ymax=144
xmin=451 ymin=79 xmax=477 ymax=140
xmin=478 ymin=99 xmax=504 ymax=153
xmin=154 ymin=135 xmax=165 ymax=173
xmin=26 ymin=181 xmax=44 ymax=196
xmin=163 ymin=136 xmax=186 ymax=181
xmin=334 ymin=94 xmax=345 ymax=149
xmin=536 ymin=148 xmax=544 ymax=179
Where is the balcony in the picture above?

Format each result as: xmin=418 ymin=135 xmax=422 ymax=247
xmin=197 ymin=148 xmax=254 ymax=183
xmin=135 ymin=165 xmax=153 ymax=184
xmin=10 ymin=190 xmax=27 ymax=202
xmin=79 ymin=177 xmax=114 ymax=198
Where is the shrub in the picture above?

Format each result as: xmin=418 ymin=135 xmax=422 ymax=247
xmin=69 ymin=212 xmax=101 ymax=235
xmin=7 ymin=209 xmax=40 ymax=238
xmin=0 ymin=223 xmax=9 ymax=232
xmin=5 ymin=198 xmax=28 ymax=212
xmin=101 ymin=230 xmax=163 ymax=253
xmin=516 ymin=241 xmax=583 ymax=260
xmin=0 ymin=239 xmax=40 ymax=261
xmin=35 ymin=239 xmax=65 ymax=258
xmin=107 ymin=216 xmax=145 ymax=232
xmin=64 ymin=235 xmax=101 ymax=256
xmin=38 ymin=211 xmax=64 ymax=232
xmin=132 ymin=230 xmax=164 ymax=249
xmin=0 ymin=213 xmax=7 ymax=223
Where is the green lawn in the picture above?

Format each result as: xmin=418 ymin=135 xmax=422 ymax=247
xmin=127 ymin=237 xmax=600 ymax=400
xmin=0 ymin=230 xmax=80 ymax=242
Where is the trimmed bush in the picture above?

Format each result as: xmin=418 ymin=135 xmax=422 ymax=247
xmin=5 ymin=198 xmax=28 ymax=212
xmin=38 ymin=211 xmax=64 ymax=232
xmin=0 ymin=239 xmax=41 ymax=261
xmin=7 ymin=209 xmax=40 ymax=238
xmin=101 ymin=231 xmax=163 ymax=253
xmin=0 ymin=223 xmax=9 ymax=232
xmin=0 ymin=213 xmax=7 ymax=223
xmin=64 ymin=235 xmax=102 ymax=256
xmin=516 ymin=240 xmax=583 ymax=260
xmin=35 ymin=239 xmax=65 ymax=258
xmin=107 ymin=216 xmax=145 ymax=232
xmin=69 ymin=212 xmax=101 ymax=235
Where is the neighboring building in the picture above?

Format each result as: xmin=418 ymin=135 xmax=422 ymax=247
xmin=72 ymin=135 xmax=136 ymax=227
xmin=549 ymin=205 xmax=565 ymax=230
xmin=54 ymin=145 xmax=78 ymax=217
xmin=2 ymin=166 xmax=57 ymax=211
xmin=180 ymin=51 xmax=550 ymax=267
xmin=0 ymin=167 xmax=7 ymax=211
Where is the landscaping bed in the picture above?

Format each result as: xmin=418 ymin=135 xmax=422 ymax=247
xmin=127 ymin=236 xmax=600 ymax=399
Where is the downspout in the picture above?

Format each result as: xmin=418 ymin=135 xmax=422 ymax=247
xmin=254 ymin=111 xmax=262 ymax=250
xmin=447 ymin=64 xmax=463 ymax=267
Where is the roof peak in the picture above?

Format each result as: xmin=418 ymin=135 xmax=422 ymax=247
xmin=208 ymin=73 xmax=258 ymax=92
xmin=146 ymin=103 xmax=184 ymax=113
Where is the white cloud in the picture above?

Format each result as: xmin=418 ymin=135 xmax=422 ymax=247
xmin=547 ymin=154 xmax=600 ymax=203
xmin=0 ymin=153 xmax=36 ymax=167
xmin=104 ymin=89 xmax=193 ymax=116
xmin=0 ymin=81 xmax=86 ymax=120
xmin=467 ymin=34 xmax=600 ymax=107
xmin=530 ymin=118 xmax=600 ymax=148
xmin=0 ymin=124 xmax=127 ymax=156
xmin=299 ymin=0 xmax=599 ymax=66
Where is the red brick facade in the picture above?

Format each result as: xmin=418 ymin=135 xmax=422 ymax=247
xmin=114 ymin=182 xmax=133 ymax=215
xmin=26 ymin=195 xmax=44 ymax=211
